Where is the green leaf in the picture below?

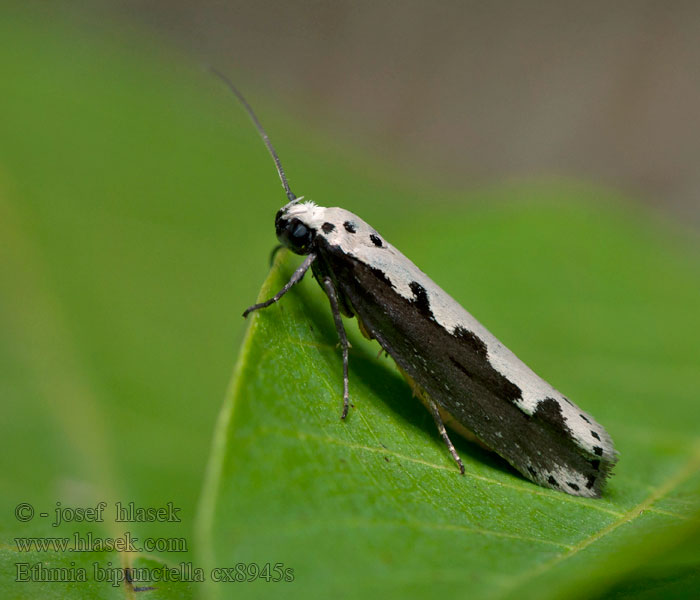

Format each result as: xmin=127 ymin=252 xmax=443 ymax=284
xmin=198 ymin=199 xmax=700 ymax=600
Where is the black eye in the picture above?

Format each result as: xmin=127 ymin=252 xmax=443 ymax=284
xmin=276 ymin=217 xmax=315 ymax=254
xmin=290 ymin=221 xmax=309 ymax=242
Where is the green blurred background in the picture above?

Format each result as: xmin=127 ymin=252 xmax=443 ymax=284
xmin=1 ymin=2 xmax=699 ymax=599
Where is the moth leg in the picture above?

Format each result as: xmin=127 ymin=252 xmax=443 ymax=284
xmin=124 ymin=567 xmax=155 ymax=592
xmin=243 ymin=252 xmax=317 ymax=317
xmin=424 ymin=395 xmax=465 ymax=475
xmin=321 ymin=276 xmax=351 ymax=420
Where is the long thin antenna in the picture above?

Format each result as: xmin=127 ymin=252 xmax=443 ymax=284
xmin=209 ymin=67 xmax=297 ymax=202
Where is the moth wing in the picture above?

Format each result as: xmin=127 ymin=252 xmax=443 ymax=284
xmin=314 ymin=238 xmax=616 ymax=497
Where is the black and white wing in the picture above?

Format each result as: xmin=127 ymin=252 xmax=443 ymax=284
xmin=301 ymin=203 xmax=617 ymax=497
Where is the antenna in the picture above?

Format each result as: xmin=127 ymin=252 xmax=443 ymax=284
xmin=209 ymin=67 xmax=297 ymax=202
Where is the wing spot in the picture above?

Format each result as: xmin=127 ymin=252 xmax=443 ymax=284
xmin=593 ymin=446 xmax=603 ymax=456
xmin=408 ymin=281 xmax=434 ymax=320
xmin=343 ymin=221 xmax=357 ymax=233
xmin=452 ymin=326 xmax=488 ymax=357
xmin=580 ymin=413 xmax=591 ymax=424
xmin=321 ymin=222 xmax=335 ymax=233
xmin=586 ymin=475 xmax=596 ymax=490
xmin=591 ymin=430 xmax=601 ymax=440
xmin=534 ymin=398 xmax=573 ymax=437
xmin=547 ymin=475 xmax=559 ymax=487
xmin=369 ymin=233 xmax=383 ymax=247
xmin=567 ymin=482 xmax=580 ymax=491
xmin=590 ymin=459 xmax=600 ymax=470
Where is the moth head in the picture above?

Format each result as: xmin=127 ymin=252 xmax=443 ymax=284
xmin=275 ymin=203 xmax=316 ymax=255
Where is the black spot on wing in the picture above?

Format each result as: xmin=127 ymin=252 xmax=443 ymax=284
xmin=343 ymin=221 xmax=357 ymax=233
xmin=369 ymin=233 xmax=383 ymax=247
xmin=586 ymin=474 xmax=596 ymax=489
xmin=533 ymin=398 xmax=572 ymax=437
xmin=567 ymin=482 xmax=580 ymax=491
xmin=453 ymin=326 xmax=488 ymax=358
xmin=548 ymin=475 xmax=558 ymax=487
xmin=580 ymin=413 xmax=591 ymax=424
xmin=591 ymin=431 xmax=601 ymax=440
xmin=593 ymin=446 xmax=603 ymax=456
xmin=322 ymin=222 xmax=335 ymax=233
xmin=408 ymin=281 xmax=434 ymax=320
xmin=591 ymin=459 xmax=600 ymax=470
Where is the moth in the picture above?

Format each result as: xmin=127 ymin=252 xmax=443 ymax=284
xmin=214 ymin=71 xmax=618 ymax=497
